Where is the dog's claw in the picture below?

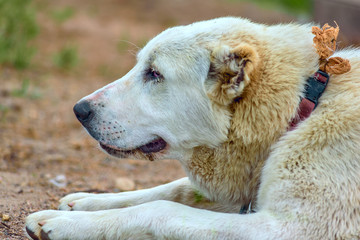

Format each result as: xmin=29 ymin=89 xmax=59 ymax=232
xmin=40 ymin=229 xmax=52 ymax=240
xmin=38 ymin=221 xmax=46 ymax=227
xmin=26 ymin=226 xmax=40 ymax=240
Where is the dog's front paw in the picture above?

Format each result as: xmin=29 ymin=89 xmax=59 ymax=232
xmin=58 ymin=192 xmax=137 ymax=211
xmin=25 ymin=210 xmax=105 ymax=240
xmin=58 ymin=192 xmax=96 ymax=211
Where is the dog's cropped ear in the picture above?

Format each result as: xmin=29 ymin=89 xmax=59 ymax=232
xmin=207 ymin=43 xmax=259 ymax=106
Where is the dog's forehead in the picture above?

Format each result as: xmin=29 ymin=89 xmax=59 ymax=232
xmin=137 ymin=17 xmax=246 ymax=61
xmin=137 ymin=27 xmax=194 ymax=62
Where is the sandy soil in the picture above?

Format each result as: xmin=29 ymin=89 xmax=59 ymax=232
xmin=0 ymin=0 xmax=296 ymax=239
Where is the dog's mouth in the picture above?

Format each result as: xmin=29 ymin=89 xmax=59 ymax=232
xmin=99 ymin=137 xmax=167 ymax=156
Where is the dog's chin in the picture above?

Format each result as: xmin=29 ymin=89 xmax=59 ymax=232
xmin=99 ymin=138 xmax=167 ymax=160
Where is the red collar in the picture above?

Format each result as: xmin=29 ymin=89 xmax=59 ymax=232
xmin=289 ymin=70 xmax=329 ymax=130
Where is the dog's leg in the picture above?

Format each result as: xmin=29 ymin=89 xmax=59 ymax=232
xmin=58 ymin=177 xmax=240 ymax=212
xmin=26 ymin=200 xmax=288 ymax=240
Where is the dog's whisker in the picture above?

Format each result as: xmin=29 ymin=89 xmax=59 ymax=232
xmin=128 ymin=50 xmax=138 ymax=57
xmin=118 ymin=39 xmax=141 ymax=51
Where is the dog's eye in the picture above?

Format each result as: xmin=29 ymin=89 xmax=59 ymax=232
xmin=145 ymin=68 xmax=163 ymax=83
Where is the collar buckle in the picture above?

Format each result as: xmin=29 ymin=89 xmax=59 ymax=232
xmin=304 ymin=70 xmax=329 ymax=109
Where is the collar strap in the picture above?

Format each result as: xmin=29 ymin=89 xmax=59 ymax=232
xmin=289 ymin=70 xmax=329 ymax=129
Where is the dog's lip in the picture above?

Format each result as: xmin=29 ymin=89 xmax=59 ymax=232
xmin=99 ymin=137 xmax=167 ymax=154
xmin=99 ymin=142 xmax=133 ymax=154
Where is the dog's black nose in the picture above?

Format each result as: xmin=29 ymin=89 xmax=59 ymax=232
xmin=73 ymin=100 xmax=93 ymax=124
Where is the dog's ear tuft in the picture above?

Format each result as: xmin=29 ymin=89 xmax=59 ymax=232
xmin=207 ymin=43 xmax=259 ymax=106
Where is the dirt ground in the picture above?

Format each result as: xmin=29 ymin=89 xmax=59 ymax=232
xmin=0 ymin=1 xmax=298 ymax=239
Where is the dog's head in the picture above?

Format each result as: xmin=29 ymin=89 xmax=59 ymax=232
xmin=74 ymin=18 xmax=259 ymax=161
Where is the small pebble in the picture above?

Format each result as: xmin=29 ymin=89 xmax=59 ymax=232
xmin=115 ymin=177 xmax=135 ymax=191
xmin=49 ymin=174 xmax=67 ymax=188
xmin=2 ymin=214 xmax=10 ymax=221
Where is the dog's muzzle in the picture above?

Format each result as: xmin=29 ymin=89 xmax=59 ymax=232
xmin=73 ymin=100 xmax=168 ymax=157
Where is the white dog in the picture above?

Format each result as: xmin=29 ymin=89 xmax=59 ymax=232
xmin=26 ymin=17 xmax=360 ymax=239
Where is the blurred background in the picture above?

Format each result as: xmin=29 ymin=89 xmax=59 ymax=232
xmin=0 ymin=0 xmax=359 ymax=238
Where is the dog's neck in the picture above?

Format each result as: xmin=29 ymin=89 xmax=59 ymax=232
xmin=185 ymin=27 xmax=320 ymax=206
